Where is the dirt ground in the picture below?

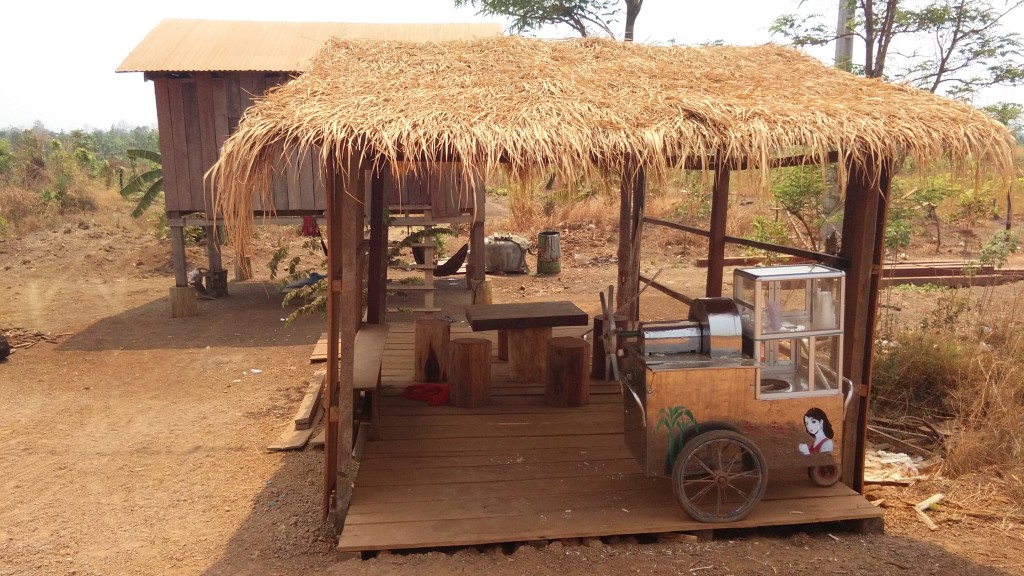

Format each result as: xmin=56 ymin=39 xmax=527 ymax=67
xmin=2 ymin=189 xmax=1024 ymax=576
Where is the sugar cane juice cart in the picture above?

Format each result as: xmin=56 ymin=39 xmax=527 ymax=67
xmin=601 ymin=264 xmax=852 ymax=522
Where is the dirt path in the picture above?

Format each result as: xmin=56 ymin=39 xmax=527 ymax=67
xmin=1 ymin=218 xmax=1023 ymax=576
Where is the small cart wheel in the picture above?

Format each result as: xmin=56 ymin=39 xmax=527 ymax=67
xmin=807 ymin=464 xmax=840 ymax=487
xmin=672 ymin=430 xmax=767 ymax=523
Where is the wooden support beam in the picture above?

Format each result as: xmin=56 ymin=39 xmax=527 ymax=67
xmin=468 ymin=172 xmax=486 ymax=288
xmin=367 ymin=167 xmax=387 ymax=324
xmin=705 ymin=164 xmax=730 ymax=297
xmin=334 ymin=154 xmax=365 ymax=531
xmin=170 ymin=223 xmax=188 ymax=288
xmin=616 ymin=164 xmax=645 ymax=320
xmin=323 ymin=150 xmax=341 ymax=520
xmin=203 ymin=225 xmax=224 ymax=273
xmin=838 ymin=157 xmax=891 ymax=492
xmin=681 ymin=150 xmax=840 ymax=171
xmin=644 ymin=216 xmax=849 ymax=269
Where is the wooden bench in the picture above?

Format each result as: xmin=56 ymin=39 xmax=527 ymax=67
xmin=354 ymin=324 xmax=389 ymax=438
xmin=315 ymin=324 xmax=390 ymax=438
xmin=464 ymin=301 xmax=588 ymax=383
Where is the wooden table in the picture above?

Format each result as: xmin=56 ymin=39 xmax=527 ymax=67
xmin=464 ymin=301 xmax=588 ymax=383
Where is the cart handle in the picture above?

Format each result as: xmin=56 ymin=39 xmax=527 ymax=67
xmin=842 ymin=377 xmax=854 ymax=414
xmin=621 ymin=372 xmax=647 ymax=430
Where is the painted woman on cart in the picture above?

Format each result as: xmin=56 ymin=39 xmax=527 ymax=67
xmin=798 ymin=407 xmax=834 ymax=455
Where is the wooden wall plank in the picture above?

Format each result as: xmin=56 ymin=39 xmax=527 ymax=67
xmin=299 ymin=149 xmax=316 ymax=211
xmin=313 ymin=146 xmax=327 ymax=211
xmin=166 ymin=79 xmax=193 ymax=214
xmin=195 ymin=73 xmax=219 ymax=215
xmin=180 ymin=81 xmax=206 ymax=213
xmin=224 ymin=73 xmax=241 ymax=135
xmin=237 ymin=73 xmax=262 ymax=211
xmin=286 ymin=149 xmax=302 ymax=210
xmin=152 ymin=77 xmax=181 ymax=214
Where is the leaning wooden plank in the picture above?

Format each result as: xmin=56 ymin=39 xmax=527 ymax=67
xmin=295 ymin=371 xmax=326 ymax=429
xmin=309 ymin=428 xmax=325 ymax=449
xmin=309 ymin=332 xmax=330 ymax=363
xmin=267 ymin=405 xmax=323 ymax=452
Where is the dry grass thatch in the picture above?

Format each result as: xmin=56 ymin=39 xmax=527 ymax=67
xmin=210 ymin=36 xmax=1017 ymax=248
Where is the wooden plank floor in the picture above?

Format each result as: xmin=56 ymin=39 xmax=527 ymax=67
xmin=338 ymin=322 xmax=883 ymax=552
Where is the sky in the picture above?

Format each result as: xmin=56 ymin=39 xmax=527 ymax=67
xmin=2 ymin=0 xmax=1021 ymax=131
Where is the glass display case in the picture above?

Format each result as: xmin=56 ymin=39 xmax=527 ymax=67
xmin=733 ymin=265 xmax=845 ymax=398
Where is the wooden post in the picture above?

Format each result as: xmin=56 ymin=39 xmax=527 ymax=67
xmin=449 ymin=338 xmax=492 ymax=408
xmin=335 ymin=153 xmax=364 ymax=529
xmin=170 ymin=222 xmax=188 ymax=287
xmin=616 ymin=163 xmax=646 ymax=320
xmin=838 ymin=156 xmax=891 ymax=492
xmin=366 ymin=167 xmax=387 ymax=324
xmin=592 ymin=313 xmax=627 ymax=380
xmin=705 ymin=163 xmax=730 ymax=297
xmin=546 ymin=336 xmax=590 ymax=407
xmin=168 ymin=286 xmax=198 ymax=317
xmin=467 ymin=171 xmax=487 ymax=288
xmin=322 ymin=150 xmax=341 ymax=520
xmin=508 ymin=327 xmax=552 ymax=383
xmin=415 ymin=317 xmax=450 ymax=382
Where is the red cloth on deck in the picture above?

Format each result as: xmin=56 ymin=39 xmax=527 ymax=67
xmin=403 ymin=383 xmax=450 ymax=406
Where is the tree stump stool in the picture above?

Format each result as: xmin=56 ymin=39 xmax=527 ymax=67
xmin=414 ymin=317 xmax=450 ymax=383
xmin=545 ymin=336 xmax=590 ymax=407
xmin=497 ymin=330 xmax=509 ymax=361
xmin=449 ymin=338 xmax=492 ymax=408
xmin=591 ymin=313 xmax=628 ymax=380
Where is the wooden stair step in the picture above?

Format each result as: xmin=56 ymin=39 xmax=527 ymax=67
xmin=390 ymin=216 xmax=437 ymax=226
xmin=387 ymin=284 xmax=435 ymax=292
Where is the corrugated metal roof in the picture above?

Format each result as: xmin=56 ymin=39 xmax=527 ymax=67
xmin=117 ymin=19 xmax=504 ymax=73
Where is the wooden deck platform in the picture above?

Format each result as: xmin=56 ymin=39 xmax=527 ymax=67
xmin=337 ymin=323 xmax=883 ymax=552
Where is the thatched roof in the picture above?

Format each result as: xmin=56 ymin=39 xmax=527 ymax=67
xmin=212 ymin=36 xmax=1015 ymax=233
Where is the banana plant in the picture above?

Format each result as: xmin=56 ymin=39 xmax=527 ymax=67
xmin=119 ymin=149 xmax=163 ymax=218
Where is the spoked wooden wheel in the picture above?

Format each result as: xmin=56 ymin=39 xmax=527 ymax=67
xmin=672 ymin=430 xmax=767 ymax=522
xmin=808 ymin=463 xmax=840 ymax=487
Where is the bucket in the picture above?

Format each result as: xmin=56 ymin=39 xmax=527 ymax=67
xmin=536 ymin=231 xmax=561 ymax=275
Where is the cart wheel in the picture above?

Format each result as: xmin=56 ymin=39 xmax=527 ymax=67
xmin=672 ymin=430 xmax=767 ymax=523
xmin=807 ymin=464 xmax=840 ymax=487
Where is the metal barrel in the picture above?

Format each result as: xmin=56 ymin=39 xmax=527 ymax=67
xmin=536 ymin=231 xmax=561 ymax=274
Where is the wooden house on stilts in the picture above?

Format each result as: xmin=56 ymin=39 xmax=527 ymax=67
xmin=207 ymin=36 xmax=1012 ymax=550
xmin=117 ymin=20 xmax=501 ymax=316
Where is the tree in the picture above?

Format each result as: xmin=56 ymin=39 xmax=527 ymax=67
xmin=455 ymin=0 xmax=644 ymax=40
xmin=983 ymin=101 xmax=1024 ymax=138
xmin=771 ymin=1 xmax=1024 ymax=99
xmin=119 ymin=149 xmax=163 ymax=218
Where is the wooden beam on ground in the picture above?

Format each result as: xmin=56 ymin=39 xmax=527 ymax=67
xmin=705 ymin=163 xmax=730 ymax=297
xmin=267 ymin=405 xmax=323 ymax=451
xmin=295 ymin=371 xmax=326 ymax=430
